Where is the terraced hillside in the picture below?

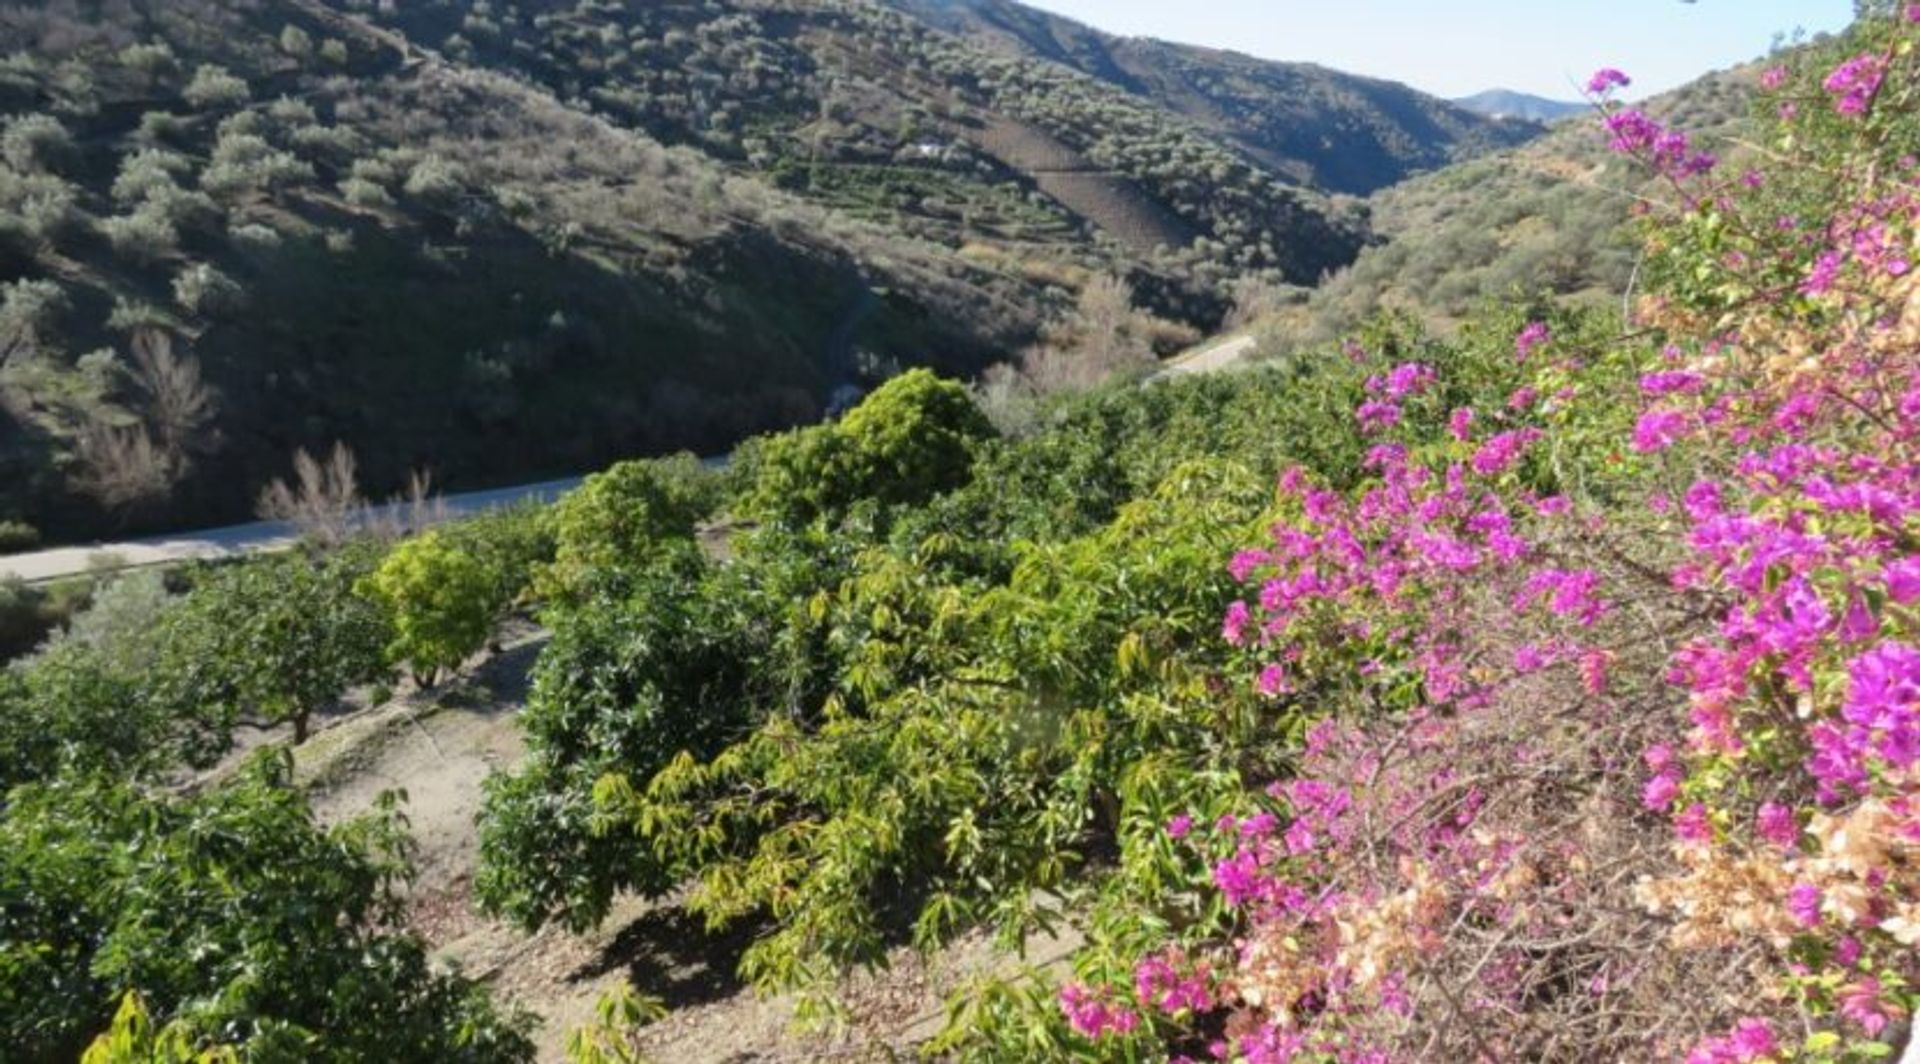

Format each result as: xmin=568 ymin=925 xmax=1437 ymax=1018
xmin=889 ymin=0 xmax=1544 ymax=193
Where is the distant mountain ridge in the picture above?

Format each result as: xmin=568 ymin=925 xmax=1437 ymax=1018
xmin=886 ymin=0 xmax=1543 ymax=194
xmin=1453 ymin=89 xmax=1587 ymax=123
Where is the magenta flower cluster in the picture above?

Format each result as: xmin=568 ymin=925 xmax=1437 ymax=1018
xmin=1823 ymin=52 xmax=1886 ymax=116
xmin=1061 ymin=25 xmax=1920 ymax=1060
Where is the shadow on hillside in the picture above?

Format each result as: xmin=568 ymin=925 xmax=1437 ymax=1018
xmin=462 ymin=627 xmax=549 ymax=711
xmin=568 ymin=905 xmax=760 ymax=1010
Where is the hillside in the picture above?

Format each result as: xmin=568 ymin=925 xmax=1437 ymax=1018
xmin=1276 ymin=60 xmax=1760 ymax=347
xmin=1452 ymin=88 xmax=1585 ymax=122
xmin=0 ymin=0 xmax=1540 ymax=546
xmin=889 ymin=0 xmax=1542 ymax=194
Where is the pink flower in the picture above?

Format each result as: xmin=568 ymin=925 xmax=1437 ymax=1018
xmin=1222 ymin=600 xmax=1251 ymax=645
xmin=1515 ymin=321 xmax=1551 ymax=361
xmin=1760 ymin=66 xmax=1788 ymax=90
xmin=1755 ymin=802 xmax=1798 ymax=849
xmin=1448 ymin=407 xmax=1475 ymax=442
xmin=1381 ymin=362 xmax=1436 ymax=400
xmin=1642 ymin=774 xmax=1680 ymax=811
xmin=1727 ymin=1018 xmax=1775 ymax=1062
xmin=1632 ymin=410 xmax=1690 ymax=453
xmin=1885 ymin=557 xmax=1920 ymax=603
xmin=1472 ymin=429 xmax=1542 ymax=477
xmin=1640 ymin=370 xmax=1704 ymax=396
xmin=1787 ymin=883 xmax=1822 ymax=927
xmin=1060 ymin=984 xmax=1140 ymax=1039
xmin=1257 ymin=663 xmax=1288 ymax=696
xmin=1166 ymin=814 xmax=1193 ymax=840
xmin=1839 ymin=978 xmax=1890 ymax=1037
xmin=1356 ymin=399 xmax=1400 ymax=434
xmin=1585 ymin=68 xmax=1631 ymax=95
xmin=1674 ymin=802 xmax=1711 ymax=844
xmin=1823 ymin=53 xmax=1885 ymax=116
xmin=1803 ymin=250 xmax=1844 ymax=295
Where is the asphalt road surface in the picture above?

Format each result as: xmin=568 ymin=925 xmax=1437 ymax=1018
xmin=1 ymin=339 xmax=1263 ymax=587
xmin=0 ymin=477 xmax=585 ymax=585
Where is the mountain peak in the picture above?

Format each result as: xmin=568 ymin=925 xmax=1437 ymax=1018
xmin=1452 ymin=89 xmax=1587 ymax=123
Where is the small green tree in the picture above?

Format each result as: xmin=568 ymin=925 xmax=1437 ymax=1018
xmin=837 ymin=367 xmax=994 ymax=505
xmin=180 ymin=65 xmax=248 ymax=110
xmin=154 ymin=553 xmax=388 ymax=743
xmin=278 ymin=24 xmax=313 ymax=59
xmin=357 ymin=531 xmax=498 ymax=688
xmin=537 ymin=454 xmax=720 ymax=601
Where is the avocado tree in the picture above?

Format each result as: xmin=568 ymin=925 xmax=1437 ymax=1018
xmin=153 ymin=551 xmax=388 ymax=743
xmin=0 ymin=751 xmax=535 ymax=1061
xmin=536 ymin=453 xmax=721 ymax=602
xmin=356 ymin=531 xmax=497 ymax=689
xmin=744 ymin=368 xmax=994 ymax=527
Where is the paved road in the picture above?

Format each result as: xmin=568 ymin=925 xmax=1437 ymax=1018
xmin=1154 ymin=334 xmax=1258 ymax=379
xmin=0 ymin=477 xmax=586 ymax=585
xmin=1 ymin=336 xmax=1259 ymax=588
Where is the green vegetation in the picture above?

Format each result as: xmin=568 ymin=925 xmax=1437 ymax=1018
xmin=469 ymin=341 xmax=1554 ymax=1030
xmin=1 ymin=753 xmax=533 ymax=1061
xmin=7 ymin=3 xmax=1877 ymax=1061
xmin=739 ymin=368 xmax=993 ymax=527
xmin=157 ymin=551 xmax=389 ymax=744
xmin=537 ymin=455 xmax=722 ymax=603
xmin=357 ymin=532 xmax=499 ymax=688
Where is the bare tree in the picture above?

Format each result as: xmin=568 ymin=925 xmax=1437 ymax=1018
xmin=257 ymin=442 xmax=364 ymax=545
xmin=366 ymin=467 xmax=449 ymax=541
xmin=128 ymin=328 xmax=215 ymax=458
xmin=74 ymin=417 xmax=175 ymax=514
xmin=69 ymin=329 xmax=217 ymax=517
xmin=1224 ymin=275 xmax=1299 ymax=330
xmin=1020 ymin=274 xmax=1157 ymax=394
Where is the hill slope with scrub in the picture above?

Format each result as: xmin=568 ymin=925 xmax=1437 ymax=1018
xmin=0 ymin=0 xmax=1534 ymax=545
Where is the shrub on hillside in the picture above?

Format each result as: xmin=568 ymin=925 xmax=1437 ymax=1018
xmin=171 ymin=263 xmax=244 ymax=316
xmin=744 ymin=368 xmax=993 ymax=527
xmin=180 ymin=64 xmax=248 ymax=110
xmin=101 ymin=206 xmax=179 ymax=264
xmin=0 ymin=752 xmax=535 ymax=1061
xmin=1 ymin=114 xmax=73 ymax=173
xmin=0 ymin=520 xmax=37 ymax=552
xmin=110 ymin=149 xmax=191 ymax=205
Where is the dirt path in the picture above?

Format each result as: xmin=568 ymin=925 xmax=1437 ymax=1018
xmin=1156 ymin=333 xmax=1258 ymax=378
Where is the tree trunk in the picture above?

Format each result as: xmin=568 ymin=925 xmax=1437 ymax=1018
xmin=293 ymin=709 xmax=310 ymax=744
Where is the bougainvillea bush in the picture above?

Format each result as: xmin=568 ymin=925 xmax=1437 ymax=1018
xmin=1029 ymin=9 xmax=1920 ymax=1062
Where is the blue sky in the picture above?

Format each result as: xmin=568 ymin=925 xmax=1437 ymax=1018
xmin=1015 ymin=1 xmax=1855 ymax=99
